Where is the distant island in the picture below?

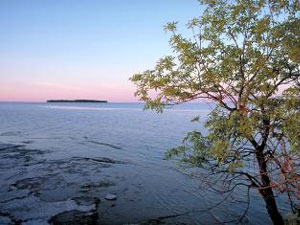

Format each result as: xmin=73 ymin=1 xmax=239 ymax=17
xmin=47 ymin=99 xmax=108 ymax=103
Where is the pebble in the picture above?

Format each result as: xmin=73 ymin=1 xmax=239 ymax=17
xmin=105 ymin=194 xmax=117 ymax=201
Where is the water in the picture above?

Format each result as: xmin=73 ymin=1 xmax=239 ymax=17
xmin=0 ymin=102 xmax=271 ymax=224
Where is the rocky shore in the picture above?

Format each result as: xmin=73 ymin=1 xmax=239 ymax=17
xmin=0 ymin=142 xmax=183 ymax=225
xmin=0 ymin=143 xmax=122 ymax=225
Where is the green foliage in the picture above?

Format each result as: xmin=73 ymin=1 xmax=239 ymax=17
xmin=131 ymin=0 xmax=299 ymax=168
xmin=131 ymin=0 xmax=300 ymax=220
xmin=165 ymin=131 xmax=211 ymax=167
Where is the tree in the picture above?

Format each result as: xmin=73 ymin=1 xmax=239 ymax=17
xmin=130 ymin=0 xmax=300 ymax=224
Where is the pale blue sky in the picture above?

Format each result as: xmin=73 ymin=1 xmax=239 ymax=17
xmin=0 ymin=0 xmax=201 ymax=102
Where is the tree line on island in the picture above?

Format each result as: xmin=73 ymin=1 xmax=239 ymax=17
xmin=47 ymin=99 xmax=108 ymax=103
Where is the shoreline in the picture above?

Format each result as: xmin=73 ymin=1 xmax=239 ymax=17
xmin=47 ymin=99 xmax=108 ymax=103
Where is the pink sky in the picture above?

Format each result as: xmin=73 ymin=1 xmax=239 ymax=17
xmin=0 ymin=81 xmax=138 ymax=102
xmin=0 ymin=1 xmax=201 ymax=102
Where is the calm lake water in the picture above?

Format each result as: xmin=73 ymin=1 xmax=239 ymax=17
xmin=0 ymin=102 xmax=275 ymax=224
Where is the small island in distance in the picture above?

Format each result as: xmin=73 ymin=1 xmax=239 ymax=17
xmin=47 ymin=99 xmax=108 ymax=103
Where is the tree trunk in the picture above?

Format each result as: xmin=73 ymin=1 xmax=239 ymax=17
xmin=261 ymin=186 xmax=284 ymax=225
xmin=256 ymin=148 xmax=284 ymax=225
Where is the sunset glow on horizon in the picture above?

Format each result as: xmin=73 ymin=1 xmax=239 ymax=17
xmin=0 ymin=1 xmax=201 ymax=102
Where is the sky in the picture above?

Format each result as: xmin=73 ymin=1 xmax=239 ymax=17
xmin=0 ymin=0 xmax=202 ymax=102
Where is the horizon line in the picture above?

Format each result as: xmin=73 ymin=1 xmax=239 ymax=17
xmin=0 ymin=100 xmax=208 ymax=104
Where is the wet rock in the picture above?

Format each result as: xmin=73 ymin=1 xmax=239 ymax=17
xmin=0 ymin=142 xmax=120 ymax=224
xmin=71 ymin=196 xmax=100 ymax=207
xmin=22 ymin=219 xmax=49 ymax=225
xmin=0 ymin=215 xmax=13 ymax=225
xmin=0 ymin=195 xmax=97 ymax=223
xmin=22 ymin=141 xmax=34 ymax=144
xmin=83 ymin=136 xmax=122 ymax=150
xmin=72 ymin=157 xmax=124 ymax=164
xmin=48 ymin=210 xmax=98 ymax=225
xmin=0 ymin=132 xmax=21 ymax=137
xmin=10 ymin=177 xmax=45 ymax=195
xmin=88 ymin=140 xmax=122 ymax=150
xmin=80 ymin=185 xmax=91 ymax=193
xmin=0 ymin=188 xmax=30 ymax=204
xmin=105 ymin=194 xmax=117 ymax=201
xmin=123 ymin=224 xmax=140 ymax=225
xmin=0 ymin=212 xmax=21 ymax=225
xmin=39 ymin=186 xmax=78 ymax=202
xmin=0 ymin=143 xmax=23 ymax=151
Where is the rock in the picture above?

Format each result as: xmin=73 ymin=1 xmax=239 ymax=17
xmin=73 ymin=157 xmax=124 ymax=164
xmin=71 ymin=196 xmax=100 ymax=207
xmin=123 ymin=224 xmax=139 ymax=225
xmin=0 ymin=132 xmax=21 ymax=137
xmin=0 ymin=143 xmax=22 ymax=151
xmin=49 ymin=210 xmax=98 ymax=225
xmin=22 ymin=140 xmax=34 ymax=144
xmin=0 ymin=212 xmax=21 ymax=225
xmin=80 ymin=185 xmax=90 ymax=193
xmin=105 ymin=194 xmax=117 ymax=201
xmin=23 ymin=219 xmax=49 ymax=225
xmin=0 ymin=215 xmax=13 ymax=225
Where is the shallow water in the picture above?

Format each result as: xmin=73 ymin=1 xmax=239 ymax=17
xmin=0 ymin=102 xmax=274 ymax=224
